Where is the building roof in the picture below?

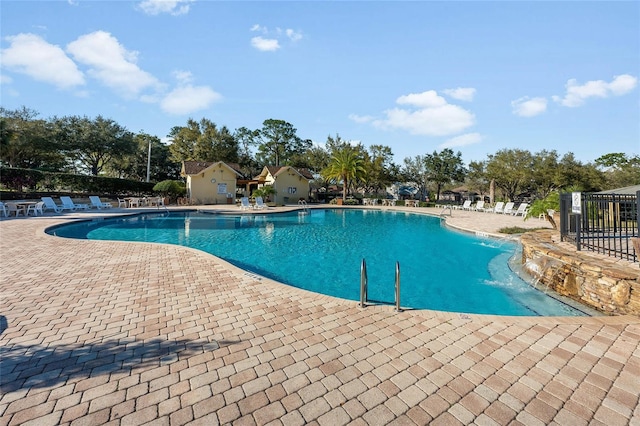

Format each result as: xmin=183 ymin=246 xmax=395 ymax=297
xmin=595 ymin=185 xmax=640 ymax=195
xmin=255 ymin=166 xmax=314 ymax=181
xmin=182 ymin=161 xmax=243 ymax=177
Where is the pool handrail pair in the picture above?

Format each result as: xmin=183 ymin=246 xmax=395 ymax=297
xmin=360 ymin=258 xmax=401 ymax=312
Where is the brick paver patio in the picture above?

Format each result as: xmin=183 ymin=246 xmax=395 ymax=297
xmin=1 ymin=206 xmax=638 ymax=425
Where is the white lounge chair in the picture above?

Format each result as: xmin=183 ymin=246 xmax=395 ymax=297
xmin=60 ymin=196 xmax=89 ymax=210
xmin=89 ymin=196 xmax=113 ymax=209
xmin=0 ymin=202 xmax=7 ymax=217
xmin=240 ymin=197 xmax=252 ymax=210
xmin=513 ymin=203 xmax=529 ymax=216
xmin=489 ymin=201 xmax=505 ymax=214
xmin=254 ymin=196 xmax=266 ymax=210
xmin=41 ymin=197 xmax=65 ymax=213
xmin=501 ymin=202 xmax=515 ymax=214
xmin=472 ymin=201 xmax=485 ymax=211
xmin=454 ymin=200 xmax=472 ymax=210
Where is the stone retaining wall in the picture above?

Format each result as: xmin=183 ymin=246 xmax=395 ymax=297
xmin=521 ymin=230 xmax=640 ymax=316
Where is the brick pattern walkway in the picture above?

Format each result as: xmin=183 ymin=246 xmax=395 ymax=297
xmin=1 ymin=209 xmax=639 ymax=425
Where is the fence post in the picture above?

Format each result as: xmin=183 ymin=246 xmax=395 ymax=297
xmin=575 ymin=214 xmax=581 ymax=251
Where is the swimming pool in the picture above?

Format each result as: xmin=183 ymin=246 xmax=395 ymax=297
xmin=49 ymin=209 xmax=588 ymax=316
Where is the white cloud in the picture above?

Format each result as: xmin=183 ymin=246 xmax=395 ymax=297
xmin=249 ymin=25 xmax=302 ymax=51
xmin=396 ymin=90 xmax=447 ymax=108
xmin=172 ymin=70 xmax=193 ymax=85
xmin=286 ymin=29 xmax=303 ymax=42
xmin=1 ymin=33 xmax=85 ymax=89
xmin=440 ymin=133 xmax=483 ymax=149
xmin=348 ymin=114 xmax=374 ymax=124
xmin=371 ymin=90 xmax=475 ymax=136
xmin=160 ymin=85 xmax=221 ymax=114
xmin=137 ymin=0 xmax=194 ymax=16
xmin=552 ymin=74 xmax=638 ymax=107
xmin=511 ymin=96 xmax=547 ymax=117
xmin=66 ymin=31 xmax=161 ymax=99
xmin=251 ymin=36 xmax=280 ymax=52
xmin=160 ymin=72 xmax=221 ymax=115
xmin=443 ymin=87 xmax=476 ymax=102
xmin=608 ymin=74 xmax=638 ymax=95
xmin=0 ymin=73 xmax=13 ymax=84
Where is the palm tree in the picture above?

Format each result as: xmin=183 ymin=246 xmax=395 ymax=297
xmin=322 ymin=147 xmax=366 ymax=201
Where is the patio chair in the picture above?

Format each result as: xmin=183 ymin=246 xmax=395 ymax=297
xmin=148 ymin=197 xmax=165 ymax=208
xmin=60 ymin=196 xmax=89 ymax=210
xmin=117 ymin=198 xmax=128 ymax=208
xmin=513 ymin=203 xmax=529 ymax=216
xmin=27 ymin=201 xmax=45 ymax=216
xmin=0 ymin=202 xmax=7 ymax=217
xmin=254 ymin=196 xmax=266 ymax=210
xmin=240 ymin=197 xmax=252 ymax=210
xmin=6 ymin=202 xmax=26 ymax=217
xmin=41 ymin=197 xmax=64 ymax=213
xmin=89 ymin=196 xmax=113 ymax=209
xmin=501 ymin=202 xmax=515 ymax=214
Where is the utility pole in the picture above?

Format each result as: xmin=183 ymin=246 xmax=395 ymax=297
xmin=146 ymin=139 xmax=151 ymax=182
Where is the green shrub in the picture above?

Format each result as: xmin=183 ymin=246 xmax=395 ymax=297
xmin=153 ymin=180 xmax=186 ymax=196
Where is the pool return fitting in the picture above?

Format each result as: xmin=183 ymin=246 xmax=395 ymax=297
xmin=359 ymin=259 xmax=402 ymax=312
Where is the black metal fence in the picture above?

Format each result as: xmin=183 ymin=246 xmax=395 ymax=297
xmin=560 ymin=191 xmax=639 ymax=262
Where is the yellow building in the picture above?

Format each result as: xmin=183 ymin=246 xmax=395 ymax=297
xmin=255 ymin=166 xmax=314 ymax=205
xmin=181 ymin=161 xmax=243 ymax=204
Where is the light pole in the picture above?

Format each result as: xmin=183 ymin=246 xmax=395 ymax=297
xmin=146 ymin=139 xmax=151 ymax=182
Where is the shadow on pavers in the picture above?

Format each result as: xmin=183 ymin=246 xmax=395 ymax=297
xmin=0 ymin=336 xmax=236 ymax=393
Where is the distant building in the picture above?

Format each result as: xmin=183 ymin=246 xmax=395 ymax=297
xmin=254 ymin=166 xmax=314 ymax=205
xmin=180 ymin=161 xmax=243 ymax=204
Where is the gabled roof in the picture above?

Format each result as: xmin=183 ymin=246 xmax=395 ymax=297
xmin=181 ymin=161 xmax=243 ymax=177
xmin=254 ymin=166 xmax=314 ymax=181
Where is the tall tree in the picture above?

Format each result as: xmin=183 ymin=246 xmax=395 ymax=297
xmin=401 ymin=155 xmax=429 ymax=200
xmin=595 ymin=153 xmax=640 ymax=189
xmin=322 ymin=145 xmax=366 ymax=201
xmin=0 ymin=106 xmax=65 ymax=170
xmin=466 ymin=160 xmax=492 ymax=201
xmin=256 ymin=119 xmax=310 ymax=166
xmin=168 ymin=118 xmax=240 ymax=164
xmin=362 ymin=144 xmax=397 ymax=195
xmin=107 ymin=132 xmax=179 ymax=181
xmin=54 ymin=115 xmax=135 ymax=176
xmin=424 ymin=148 xmax=466 ymax=201
xmin=531 ymin=149 xmax=561 ymax=199
xmin=484 ymin=148 xmax=534 ymax=201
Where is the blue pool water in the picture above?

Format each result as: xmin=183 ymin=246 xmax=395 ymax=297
xmin=49 ymin=209 xmax=587 ymax=316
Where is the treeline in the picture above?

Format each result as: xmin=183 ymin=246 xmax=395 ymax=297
xmin=1 ymin=106 xmax=638 ymax=201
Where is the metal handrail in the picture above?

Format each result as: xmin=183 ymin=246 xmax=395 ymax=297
xmin=298 ymin=199 xmax=310 ymax=214
xmin=359 ymin=259 xmax=368 ymax=308
xmin=359 ymin=259 xmax=402 ymax=311
xmin=395 ymin=261 xmax=401 ymax=312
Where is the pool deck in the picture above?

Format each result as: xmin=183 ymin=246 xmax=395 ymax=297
xmin=1 ymin=205 xmax=639 ymax=425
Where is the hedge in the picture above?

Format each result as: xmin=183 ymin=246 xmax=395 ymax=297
xmin=0 ymin=167 xmax=155 ymax=196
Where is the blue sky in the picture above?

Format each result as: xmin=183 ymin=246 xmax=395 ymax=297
xmin=1 ymin=1 xmax=638 ymax=166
